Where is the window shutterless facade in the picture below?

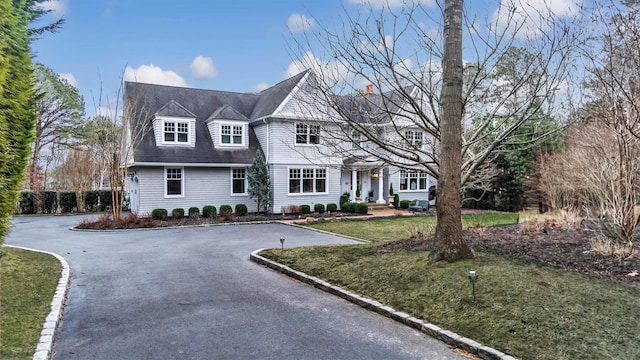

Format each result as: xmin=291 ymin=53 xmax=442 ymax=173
xmin=165 ymin=168 xmax=184 ymax=197
xmin=221 ymin=124 xmax=244 ymax=145
xmin=232 ymin=168 xmax=246 ymax=195
xmin=399 ymin=170 xmax=428 ymax=191
xmin=164 ymin=121 xmax=190 ymax=144
xmin=289 ymin=168 xmax=326 ymax=194
xmin=404 ymin=130 xmax=423 ymax=147
xmin=295 ymin=123 xmax=320 ymax=144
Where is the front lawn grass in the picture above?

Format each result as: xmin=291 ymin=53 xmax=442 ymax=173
xmin=260 ymin=214 xmax=640 ymax=360
xmin=0 ymin=247 xmax=60 ymax=360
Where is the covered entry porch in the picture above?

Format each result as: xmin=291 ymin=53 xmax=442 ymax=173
xmin=341 ymin=157 xmax=387 ymax=204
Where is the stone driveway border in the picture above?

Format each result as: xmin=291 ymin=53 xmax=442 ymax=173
xmin=5 ymin=245 xmax=70 ymax=360
xmin=250 ymin=249 xmax=517 ymax=360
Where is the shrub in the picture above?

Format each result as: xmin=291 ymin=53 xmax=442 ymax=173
xmin=342 ymin=202 xmax=356 ymax=213
xmin=188 ymin=207 xmax=200 ymax=218
xmin=394 ymin=194 xmax=400 ymax=209
xmin=202 ymin=205 xmax=216 ymax=218
xmin=355 ymin=202 xmax=369 ymax=214
xmin=301 ymin=204 xmax=311 ymax=214
xmin=327 ymin=203 xmax=337 ymax=212
xmin=400 ymin=199 xmax=411 ymax=209
xmin=340 ymin=192 xmax=350 ymax=206
xmin=235 ymin=204 xmax=248 ymax=216
xmin=172 ymin=208 xmax=185 ymax=219
xmin=219 ymin=205 xmax=233 ymax=221
xmin=152 ymin=208 xmax=168 ymax=220
xmin=314 ymin=203 xmax=325 ymax=213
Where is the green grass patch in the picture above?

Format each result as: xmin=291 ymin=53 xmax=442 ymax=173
xmin=261 ymin=214 xmax=640 ymax=360
xmin=0 ymin=247 xmax=61 ymax=360
xmin=309 ymin=213 xmax=518 ymax=244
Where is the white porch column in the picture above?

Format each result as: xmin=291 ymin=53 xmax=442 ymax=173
xmin=376 ymin=168 xmax=386 ymax=204
xmin=351 ymin=170 xmax=357 ymax=201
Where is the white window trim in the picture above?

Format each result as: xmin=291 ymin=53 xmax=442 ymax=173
xmin=295 ymin=123 xmax=321 ymax=146
xmin=404 ymin=130 xmax=423 ymax=148
xmin=164 ymin=167 xmax=185 ymax=198
xmin=398 ymin=170 xmax=429 ymax=192
xmin=230 ymin=168 xmax=248 ymax=196
xmin=159 ymin=116 xmax=195 ymax=146
xmin=219 ymin=122 xmax=246 ymax=147
xmin=287 ymin=166 xmax=328 ymax=195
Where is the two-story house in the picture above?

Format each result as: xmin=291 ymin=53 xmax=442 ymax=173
xmin=124 ymin=70 xmax=435 ymax=215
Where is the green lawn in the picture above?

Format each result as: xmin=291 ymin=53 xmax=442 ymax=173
xmin=0 ymin=247 xmax=60 ymax=360
xmin=260 ymin=214 xmax=640 ymax=360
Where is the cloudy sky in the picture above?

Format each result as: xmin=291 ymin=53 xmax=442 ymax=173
xmin=33 ymin=0 xmax=583 ymax=116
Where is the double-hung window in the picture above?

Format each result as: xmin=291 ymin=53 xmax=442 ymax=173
xmin=164 ymin=121 xmax=189 ymax=144
xmin=221 ymin=124 xmax=244 ymax=145
xmin=404 ymin=130 xmax=423 ymax=147
xmin=351 ymin=131 xmax=362 ymax=149
xmin=165 ymin=168 xmax=183 ymax=197
xmin=289 ymin=168 xmax=326 ymax=194
xmin=295 ymin=124 xmax=320 ymax=144
xmin=399 ymin=170 xmax=428 ymax=191
xmin=232 ymin=168 xmax=246 ymax=195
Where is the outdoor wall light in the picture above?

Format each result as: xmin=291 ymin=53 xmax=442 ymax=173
xmin=280 ymin=236 xmax=285 ymax=249
xmin=468 ymin=270 xmax=478 ymax=303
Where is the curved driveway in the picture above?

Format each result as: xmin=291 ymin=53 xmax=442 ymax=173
xmin=6 ymin=216 xmax=464 ymax=360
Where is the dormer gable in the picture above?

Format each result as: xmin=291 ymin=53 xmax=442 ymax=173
xmin=152 ymin=100 xmax=196 ymax=148
xmin=206 ymin=104 xmax=250 ymax=149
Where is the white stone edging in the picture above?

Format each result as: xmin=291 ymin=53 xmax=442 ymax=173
xmin=4 ymin=245 xmax=70 ymax=360
xmin=250 ymin=249 xmax=517 ymax=360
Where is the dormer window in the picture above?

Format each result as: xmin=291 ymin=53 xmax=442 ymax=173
xmin=221 ymin=124 xmax=244 ymax=145
xmin=164 ymin=121 xmax=189 ymax=143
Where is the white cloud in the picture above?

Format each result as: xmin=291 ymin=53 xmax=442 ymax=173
xmin=348 ymin=0 xmax=436 ymax=9
xmin=123 ymin=64 xmax=187 ymax=87
xmin=393 ymin=58 xmax=414 ymax=78
xmin=492 ymin=0 xmax=582 ymax=39
xmin=287 ymin=13 xmax=315 ymax=33
xmin=58 ymin=72 xmax=78 ymax=88
xmin=190 ymin=56 xmax=219 ymax=80
xmin=40 ymin=0 xmax=68 ymax=16
xmin=253 ymin=82 xmax=270 ymax=92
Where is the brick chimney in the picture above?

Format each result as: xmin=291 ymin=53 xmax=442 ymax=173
xmin=365 ymin=84 xmax=374 ymax=95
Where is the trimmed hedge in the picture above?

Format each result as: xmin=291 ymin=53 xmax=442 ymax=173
xmin=327 ymin=203 xmax=337 ymax=212
xmin=235 ymin=204 xmax=248 ymax=216
xmin=301 ymin=204 xmax=311 ymax=214
xmin=203 ymin=205 xmax=216 ymax=218
xmin=152 ymin=208 xmax=168 ymax=220
xmin=172 ymin=208 xmax=185 ymax=219
xmin=188 ymin=207 xmax=200 ymax=218
xmin=314 ymin=203 xmax=325 ymax=213
xmin=219 ymin=205 xmax=232 ymax=215
xmin=340 ymin=192 xmax=349 ymax=206
xmin=16 ymin=190 xmax=113 ymax=214
xmin=342 ymin=202 xmax=356 ymax=213
xmin=355 ymin=202 xmax=369 ymax=214
xmin=394 ymin=194 xmax=400 ymax=209
xmin=400 ymin=199 xmax=411 ymax=209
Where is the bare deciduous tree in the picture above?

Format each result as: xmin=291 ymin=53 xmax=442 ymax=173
xmin=288 ymin=0 xmax=580 ymax=261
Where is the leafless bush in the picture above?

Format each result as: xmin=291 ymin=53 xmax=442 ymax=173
xmin=589 ymin=234 xmax=638 ymax=259
xmin=519 ymin=210 xmax=582 ymax=233
xmin=281 ymin=205 xmax=302 ymax=215
xmin=405 ymin=223 xmax=436 ymax=240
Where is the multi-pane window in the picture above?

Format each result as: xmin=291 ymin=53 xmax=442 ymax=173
xmin=221 ymin=124 xmax=243 ymax=145
xmin=232 ymin=168 xmax=246 ymax=194
xmin=399 ymin=170 xmax=428 ymax=191
xmin=404 ymin=130 xmax=423 ymax=147
xmin=295 ymin=124 xmax=320 ymax=144
xmin=289 ymin=168 xmax=326 ymax=193
xmin=166 ymin=168 xmax=183 ymax=196
xmin=164 ymin=121 xmax=189 ymax=143
xmin=351 ymin=131 xmax=362 ymax=149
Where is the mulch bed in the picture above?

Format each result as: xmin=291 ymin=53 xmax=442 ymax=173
xmin=373 ymin=223 xmax=640 ymax=288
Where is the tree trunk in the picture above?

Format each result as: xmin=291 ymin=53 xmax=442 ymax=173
xmin=432 ymin=0 xmax=474 ymax=262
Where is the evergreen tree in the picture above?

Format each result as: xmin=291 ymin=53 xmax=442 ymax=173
xmin=0 ymin=0 xmax=62 ymax=243
xmin=247 ymin=151 xmax=272 ymax=214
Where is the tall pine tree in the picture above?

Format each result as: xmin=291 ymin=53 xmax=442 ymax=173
xmin=247 ymin=151 xmax=272 ymax=214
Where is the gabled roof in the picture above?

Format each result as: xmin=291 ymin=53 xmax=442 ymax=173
xmin=250 ymin=70 xmax=309 ymax=119
xmin=206 ymin=104 xmax=249 ymax=122
xmin=155 ymin=100 xmax=196 ymax=118
xmin=334 ymin=85 xmax=416 ymax=124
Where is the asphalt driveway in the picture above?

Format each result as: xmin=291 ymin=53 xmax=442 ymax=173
xmin=6 ymin=215 xmax=465 ymax=360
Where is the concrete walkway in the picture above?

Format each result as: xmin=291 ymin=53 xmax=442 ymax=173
xmin=6 ymin=215 xmax=466 ymax=360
